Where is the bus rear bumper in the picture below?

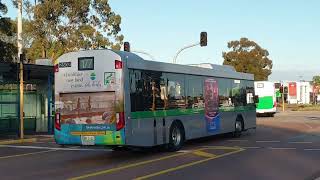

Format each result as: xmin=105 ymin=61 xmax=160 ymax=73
xmin=256 ymin=108 xmax=276 ymax=114
xmin=54 ymin=128 xmax=125 ymax=146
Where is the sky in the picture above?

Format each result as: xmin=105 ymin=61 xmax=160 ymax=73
xmin=5 ymin=0 xmax=320 ymax=81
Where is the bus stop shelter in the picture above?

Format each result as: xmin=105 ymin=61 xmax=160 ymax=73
xmin=0 ymin=62 xmax=54 ymax=138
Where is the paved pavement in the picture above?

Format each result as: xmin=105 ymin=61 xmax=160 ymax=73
xmin=0 ymin=111 xmax=319 ymax=180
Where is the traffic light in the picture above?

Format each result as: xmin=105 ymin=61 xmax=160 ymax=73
xmin=9 ymin=63 xmax=18 ymax=81
xmin=20 ymin=53 xmax=26 ymax=63
xmin=124 ymin=42 xmax=130 ymax=52
xmin=279 ymin=85 xmax=284 ymax=93
xmin=200 ymin=32 xmax=207 ymax=47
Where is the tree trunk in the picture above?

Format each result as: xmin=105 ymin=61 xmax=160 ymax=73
xmin=42 ymin=45 xmax=46 ymax=58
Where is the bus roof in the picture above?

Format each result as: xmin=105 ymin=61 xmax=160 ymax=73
xmin=113 ymin=50 xmax=254 ymax=80
xmin=58 ymin=49 xmax=254 ymax=80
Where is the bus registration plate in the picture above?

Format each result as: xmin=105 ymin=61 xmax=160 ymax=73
xmin=81 ymin=136 xmax=95 ymax=145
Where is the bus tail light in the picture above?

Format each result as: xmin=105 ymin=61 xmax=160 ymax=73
xmin=54 ymin=64 xmax=59 ymax=72
xmin=55 ymin=113 xmax=61 ymax=131
xmin=116 ymin=112 xmax=125 ymax=131
xmin=274 ymin=101 xmax=277 ymax=108
xmin=115 ymin=60 xmax=123 ymax=69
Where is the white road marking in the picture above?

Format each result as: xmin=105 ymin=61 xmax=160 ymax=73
xmin=304 ymin=148 xmax=320 ymax=151
xmin=288 ymin=134 xmax=307 ymax=140
xmin=227 ymin=140 xmax=248 ymax=142
xmin=256 ymin=140 xmax=281 ymax=143
xmin=0 ymin=145 xmax=113 ymax=152
xmin=177 ymin=150 xmax=192 ymax=153
xmin=203 ymin=145 xmax=320 ymax=151
xmin=238 ymin=146 xmax=261 ymax=149
xmin=288 ymin=141 xmax=312 ymax=144
xmin=268 ymin=147 xmax=296 ymax=150
xmin=0 ymin=150 xmax=57 ymax=159
xmin=303 ymin=123 xmax=313 ymax=129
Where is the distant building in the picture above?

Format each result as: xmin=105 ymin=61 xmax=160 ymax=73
xmin=273 ymin=80 xmax=313 ymax=104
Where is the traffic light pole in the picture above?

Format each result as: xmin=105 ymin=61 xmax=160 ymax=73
xmin=282 ymin=92 xmax=285 ymax=112
xmin=173 ymin=42 xmax=200 ymax=64
xmin=19 ymin=61 xmax=24 ymax=139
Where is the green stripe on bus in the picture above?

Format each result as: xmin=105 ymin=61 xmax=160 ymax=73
xmin=257 ymin=96 xmax=274 ymax=109
xmin=130 ymin=106 xmax=255 ymax=119
xmin=131 ymin=109 xmax=204 ymax=119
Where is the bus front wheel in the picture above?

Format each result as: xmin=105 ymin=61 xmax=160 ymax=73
xmin=167 ymin=122 xmax=184 ymax=152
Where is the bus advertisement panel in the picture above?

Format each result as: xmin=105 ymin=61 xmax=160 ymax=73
xmin=204 ymin=78 xmax=220 ymax=132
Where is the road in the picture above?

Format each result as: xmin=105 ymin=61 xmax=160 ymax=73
xmin=0 ymin=111 xmax=319 ymax=180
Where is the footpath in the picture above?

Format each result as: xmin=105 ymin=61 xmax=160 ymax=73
xmin=0 ymin=135 xmax=54 ymax=145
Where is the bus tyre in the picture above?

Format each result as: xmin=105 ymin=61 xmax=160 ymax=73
xmin=167 ymin=122 xmax=184 ymax=152
xmin=233 ymin=119 xmax=243 ymax=138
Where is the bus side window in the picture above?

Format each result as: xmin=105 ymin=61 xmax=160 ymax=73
xmin=142 ymin=70 xmax=165 ymax=111
xmin=166 ymin=73 xmax=186 ymax=109
xmin=217 ymin=78 xmax=233 ymax=107
xmin=186 ymin=76 xmax=204 ymax=109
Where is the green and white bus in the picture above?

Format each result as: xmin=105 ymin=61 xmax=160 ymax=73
xmin=254 ymin=81 xmax=277 ymax=116
xmin=54 ymin=49 xmax=257 ymax=151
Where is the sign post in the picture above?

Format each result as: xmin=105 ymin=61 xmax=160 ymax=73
xmin=280 ymin=83 xmax=285 ymax=112
xmin=282 ymin=91 xmax=285 ymax=112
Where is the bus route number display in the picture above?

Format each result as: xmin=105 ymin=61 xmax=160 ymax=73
xmin=78 ymin=57 xmax=94 ymax=70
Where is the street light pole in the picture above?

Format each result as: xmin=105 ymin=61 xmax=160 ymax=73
xmin=17 ymin=0 xmax=23 ymax=57
xmin=17 ymin=0 xmax=24 ymax=139
xmin=173 ymin=42 xmax=200 ymax=64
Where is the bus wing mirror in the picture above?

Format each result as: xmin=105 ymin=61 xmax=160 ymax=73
xmin=254 ymin=95 xmax=259 ymax=103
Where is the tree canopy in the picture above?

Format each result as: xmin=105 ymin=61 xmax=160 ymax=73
xmin=222 ymin=38 xmax=273 ymax=81
xmin=0 ymin=1 xmax=17 ymax=63
xmin=312 ymin=75 xmax=320 ymax=86
xmin=2 ymin=0 xmax=124 ymax=63
xmin=0 ymin=0 xmax=7 ymax=17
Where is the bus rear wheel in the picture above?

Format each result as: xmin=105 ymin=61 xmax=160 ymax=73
xmin=167 ymin=122 xmax=184 ymax=152
xmin=233 ymin=119 xmax=243 ymax=138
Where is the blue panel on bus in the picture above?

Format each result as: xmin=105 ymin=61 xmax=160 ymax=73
xmin=206 ymin=113 xmax=220 ymax=133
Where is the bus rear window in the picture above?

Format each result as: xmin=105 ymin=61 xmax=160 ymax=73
xmin=257 ymin=83 xmax=264 ymax=88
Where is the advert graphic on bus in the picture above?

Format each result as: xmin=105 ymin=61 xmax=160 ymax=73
xmin=204 ymin=78 xmax=220 ymax=132
xmin=56 ymin=92 xmax=116 ymax=125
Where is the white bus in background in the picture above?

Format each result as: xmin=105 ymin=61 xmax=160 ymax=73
xmin=54 ymin=49 xmax=257 ymax=151
xmin=254 ymin=81 xmax=277 ymax=117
